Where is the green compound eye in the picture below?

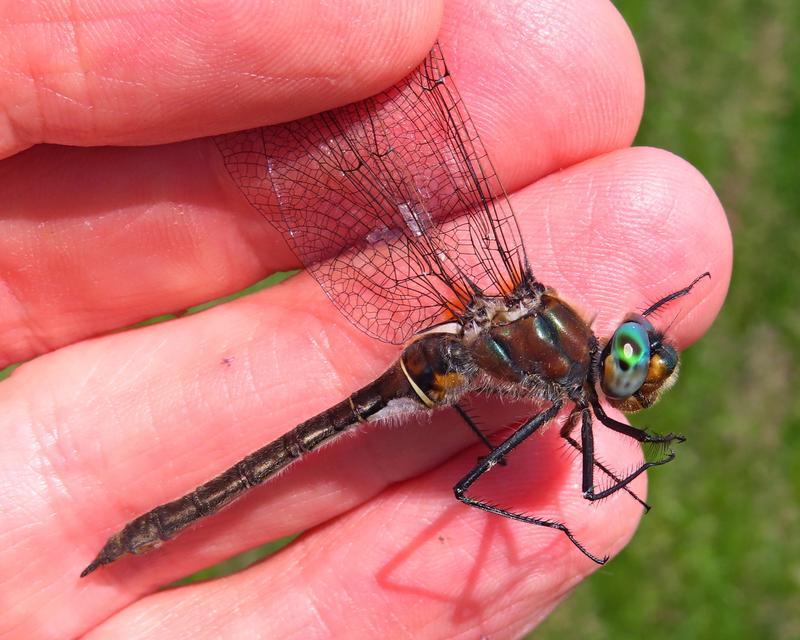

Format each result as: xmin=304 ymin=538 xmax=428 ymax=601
xmin=601 ymin=321 xmax=651 ymax=398
xmin=614 ymin=322 xmax=649 ymax=368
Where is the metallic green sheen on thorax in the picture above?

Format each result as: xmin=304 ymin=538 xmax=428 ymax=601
xmin=471 ymin=293 xmax=594 ymax=387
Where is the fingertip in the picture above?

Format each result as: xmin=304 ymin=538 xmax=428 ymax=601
xmin=611 ymin=146 xmax=732 ymax=347
xmin=438 ymin=0 xmax=645 ymax=189
xmin=514 ymin=145 xmax=731 ymax=347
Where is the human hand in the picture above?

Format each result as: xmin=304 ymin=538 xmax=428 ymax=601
xmin=0 ymin=1 xmax=731 ymax=638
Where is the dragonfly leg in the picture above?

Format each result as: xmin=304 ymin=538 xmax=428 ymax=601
xmin=592 ymin=400 xmax=686 ymax=445
xmin=453 ymin=403 xmax=494 ymax=451
xmin=453 ymin=402 xmax=608 ymax=565
xmin=559 ymin=412 xmax=650 ymax=511
xmin=452 ymin=403 xmax=506 ymax=466
xmin=580 ymin=408 xmax=678 ymax=502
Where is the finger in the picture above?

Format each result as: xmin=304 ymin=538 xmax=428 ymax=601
xmin=0 ymin=141 xmax=286 ymax=366
xmin=1 ymin=145 xmax=730 ymax=637
xmin=0 ymin=0 xmax=443 ymax=158
xmin=0 ymin=0 xmax=643 ymax=365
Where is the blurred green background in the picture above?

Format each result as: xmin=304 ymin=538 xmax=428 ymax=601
xmin=537 ymin=2 xmax=799 ymax=638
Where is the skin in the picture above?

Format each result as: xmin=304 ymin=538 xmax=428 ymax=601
xmin=0 ymin=1 xmax=732 ymax=638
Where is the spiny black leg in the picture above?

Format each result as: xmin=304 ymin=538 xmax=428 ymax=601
xmin=453 ymin=403 xmax=506 ymax=466
xmin=584 ymin=456 xmax=675 ymax=501
xmin=453 ymin=402 xmax=608 ymax=565
xmin=592 ymin=400 xmax=685 ymax=444
xmin=560 ymin=431 xmax=650 ymax=511
xmin=559 ymin=411 xmax=650 ymax=511
xmin=455 ymin=403 xmax=561 ymax=495
xmin=453 ymin=403 xmax=495 ymax=451
xmin=579 ymin=408 xmax=596 ymax=501
xmin=582 ymin=408 xmax=677 ymax=502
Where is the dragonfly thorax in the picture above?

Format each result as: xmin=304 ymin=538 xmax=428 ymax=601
xmin=469 ymin=292 xmax=596 ymax=396
xmin=398 ymin=292 xmax=597 ymax=410
xmin=458 ymin=289 xmax=542 ymax=340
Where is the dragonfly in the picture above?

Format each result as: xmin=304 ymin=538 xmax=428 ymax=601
xmin=81 ymin=43 xmax=709 ymax=577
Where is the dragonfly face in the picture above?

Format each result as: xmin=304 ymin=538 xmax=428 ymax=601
xmin=598 ymin=271 xmax=710 ymax=413
xmin=81 ymin=43 xmax=709 ymax=577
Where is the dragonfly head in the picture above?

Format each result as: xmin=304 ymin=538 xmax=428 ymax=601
xmin=599 ymin=316 xmax=679 ymax=412
xmin=597 ymin=272 xmax=710 ymax=412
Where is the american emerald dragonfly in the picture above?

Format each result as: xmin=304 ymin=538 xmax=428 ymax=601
xmin=81 ymin=43 xmax=708 ymax=577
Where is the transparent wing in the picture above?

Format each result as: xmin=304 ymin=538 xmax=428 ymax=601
xmin=216 ymin=43 xmax=531 ymax=344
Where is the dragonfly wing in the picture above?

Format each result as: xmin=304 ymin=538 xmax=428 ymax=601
xmin=216 ymin=43 xmax=531 ymax=344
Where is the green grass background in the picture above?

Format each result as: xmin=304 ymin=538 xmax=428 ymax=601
xmin=536 ymin=2 xmax=800 ymax=638
xmin=170 ymin=2 xmax=800 ymax=636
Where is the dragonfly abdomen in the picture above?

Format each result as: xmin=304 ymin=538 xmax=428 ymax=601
xmin=80 ymin=363 xmax=418 ymax=577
